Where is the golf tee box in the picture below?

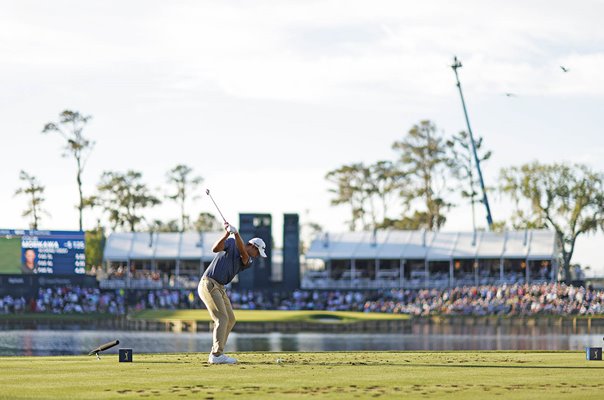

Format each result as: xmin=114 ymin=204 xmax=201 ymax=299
xmin=586 ymin=347 xmax=602 ymax=361
xmin=119 ymin=348 xmax=133 ymax=363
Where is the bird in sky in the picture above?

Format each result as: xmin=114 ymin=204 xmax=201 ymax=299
xmin=560 ymin=66 xmax=570 ymax=72
xmin=504 ymin=93 xmax=517 ymax=97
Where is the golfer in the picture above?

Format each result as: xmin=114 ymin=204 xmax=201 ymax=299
xmin=198 ymin=222 xmax=267 ymax=364
xmin=21 ymin=248 xmax=38 ymax=274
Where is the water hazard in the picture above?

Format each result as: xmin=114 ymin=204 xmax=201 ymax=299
xmin=1 ymin=325 xmax=603 ymax=356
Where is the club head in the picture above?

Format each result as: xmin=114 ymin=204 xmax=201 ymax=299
xmin=205 ymin=189 xmax=210 ymax=195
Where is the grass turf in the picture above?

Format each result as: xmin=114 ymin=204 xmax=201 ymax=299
xmin=0 ymin=237 xmax=22 ymax=274
xmin=1 ymin=351 xmax=602 ymax=399
xmin=0 ymin=310 xmax=409 ymax=325
xmin=129 ymin=309 xmax=411 ymax=323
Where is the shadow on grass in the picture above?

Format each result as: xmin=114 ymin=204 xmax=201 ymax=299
xmin=134 ymin=361 xmax=191 ymax=364
xmin=239 ymin=361 xmax=604 ymax=370
xmin=414 ymin=363 xmax=604 ymax=370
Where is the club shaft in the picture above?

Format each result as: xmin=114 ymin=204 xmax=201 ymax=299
xmin=99 ymin=340 xmax=119 ymax=351
xmin=89 ymin=339 xmax=119 ymax=355
xmin=208 ymin=194 xmax=227 ymax=223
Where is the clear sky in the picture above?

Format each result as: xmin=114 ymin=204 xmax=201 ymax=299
xmin=1 ymin=1 xmax=603 ymax=274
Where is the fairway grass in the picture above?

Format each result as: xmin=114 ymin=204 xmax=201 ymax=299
xmin=1 ymin=351 xmax=603 ymax=399
xmin=130 ymin=309 xmax=411 ymax=323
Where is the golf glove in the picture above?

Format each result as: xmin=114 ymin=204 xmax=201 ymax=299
xmin=227 ymin=224 xmax=238 ymax=234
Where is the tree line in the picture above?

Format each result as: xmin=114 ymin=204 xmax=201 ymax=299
xmin=325 ymin=120 xmax=604 ymax=279
xmin=14 ymin=111 xmax=604 ymax=279
xmin=16 ymin=110 xmax=222 ymax=236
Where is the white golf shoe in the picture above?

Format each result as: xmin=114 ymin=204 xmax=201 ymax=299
xmin=208 ymin=353 xmax=237 ymax=364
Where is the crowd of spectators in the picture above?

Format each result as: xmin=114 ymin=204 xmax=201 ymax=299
xmin=229 ymin=284 xmax=604 ymax=316
xmin=129 ymin=289 xmax=197 ymax=311
xmin=91 ymin=266 xmax=189 ymax=289
xmin=1 ymin=287 xmax=126 ymax=315
xmin=1 ymin=283 xmax=604 ymax=317
xmin=361 ymin=284 xmax=604 ymax=316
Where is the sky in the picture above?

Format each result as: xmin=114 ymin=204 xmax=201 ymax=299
xmin=1 ymin=0 xmax=603 ymax=274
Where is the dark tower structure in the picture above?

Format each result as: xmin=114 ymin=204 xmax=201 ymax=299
xmin=237 ymin=213 xmax=272 ymax=290
xmin=282 ymin=213 xmax=300 ymax=290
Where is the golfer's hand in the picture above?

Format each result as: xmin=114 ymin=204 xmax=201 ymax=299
xmin=226 ymin=224 xmax=238 ymax=234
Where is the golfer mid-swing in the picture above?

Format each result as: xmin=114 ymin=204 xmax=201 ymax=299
xmin=198 ymin=222 xmax=267 ymax=364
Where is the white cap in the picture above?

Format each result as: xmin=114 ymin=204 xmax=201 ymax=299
xmin=248 ymin=237 xmax=267 ymax=258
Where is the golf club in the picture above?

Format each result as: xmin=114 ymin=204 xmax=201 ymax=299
xmin=205 ymin=189 xmax=227 ymax=223
xmin=88 ymin=339 xmax=119 ymax=360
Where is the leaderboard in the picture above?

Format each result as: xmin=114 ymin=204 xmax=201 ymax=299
xmin=1 ymin=229 xmax=86 ymax=275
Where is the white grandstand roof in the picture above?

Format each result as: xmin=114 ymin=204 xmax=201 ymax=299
xmin=354 ymin=230 xmax=390 ymax=258
xmin=402 ymin=230 xmax=433 ymax=259
xmin=179 ymin=232 xmax=204 ymax=259
xmin=477 ymin=231 xmax=506 ymax=258
xmin=130 ymin=232 xmax=156 ymax=259
xmin=502 ymin=231 xmax=530 ymax=258
xmin=527 ymin=230 xmax=557 ymax=259
xmin=198 ymin=232 xmax=225 ymax=261
xmin=103 ymin=231 xmax=223 ymax=262
xmin=451 ymin=232 xmax=479 ymax=258
xmin=426 ymin=231 xmax=458 ymax=261
xmin=305 ymin=233 xmax=331 ymax=259
xmin=103 ymin=232 xmax=132 ymax=261
xmin=306 ymin=229 xmax=557 ymax=260
xmin=153 ymin=232 xmax=180 ymax=260
xmin=325 ymin=232 xmax=367 ymax=259
xmin=376 ymin=230 xmax=412 ymax=258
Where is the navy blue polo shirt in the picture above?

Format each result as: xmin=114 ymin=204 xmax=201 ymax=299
xmin=202 ymin=238 xmax=253 ymax=285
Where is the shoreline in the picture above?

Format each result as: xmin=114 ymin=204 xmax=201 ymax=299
xmin=2 ymin=313 xmax=604 ymax=333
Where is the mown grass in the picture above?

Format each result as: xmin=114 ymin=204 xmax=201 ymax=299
xmin=0 ymin=237 xmax=21 ymax=274
xmin=0 ymin=310 xmax=408 ymax=324
xmin=129 ymin=309 xmax=411 ymax=323
xmin=1 ymin=351 xmax=602 ymax=399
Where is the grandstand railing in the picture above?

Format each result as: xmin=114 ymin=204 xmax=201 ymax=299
xmin=302 ymin=277 xmax=404 ymax=290
xmin=301 ymin=276 xmax=542 ymax=290
xmin=99 ymin=278 xmax=199 ymax=290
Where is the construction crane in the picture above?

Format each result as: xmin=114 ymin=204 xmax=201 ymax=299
xmin=451 ymin=56 xmax=494 ymax=230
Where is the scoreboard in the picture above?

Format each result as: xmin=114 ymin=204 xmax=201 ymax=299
xmin=0 ymin=230 xmax=86 ymax=275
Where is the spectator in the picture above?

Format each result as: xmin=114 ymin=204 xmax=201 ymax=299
xmin=2 ymin=282 xmax=604 ymax=317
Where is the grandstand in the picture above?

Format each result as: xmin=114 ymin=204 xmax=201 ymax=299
xmin=304 ymin=229 xmax=558 ymax=289
xmin=101 ymin=231 xmax=224 ymax=290
xmin=100 ymin=213 xmax=297 ymax=291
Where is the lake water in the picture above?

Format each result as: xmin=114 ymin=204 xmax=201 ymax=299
xmin=1 ymin=325 xmax=603 ymax=356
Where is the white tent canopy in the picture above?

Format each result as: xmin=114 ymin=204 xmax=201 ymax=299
xmin=103 ymin=231 xmax=223 ymax=263
xmin=306 ymin=229 xmax=557 ymax=261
